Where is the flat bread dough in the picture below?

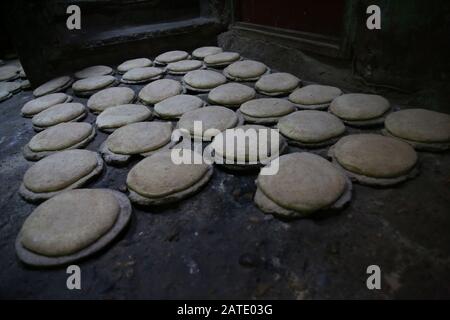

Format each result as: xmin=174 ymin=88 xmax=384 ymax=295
xmin=208 ymin=83 xmax=256 ymax=108
xmin=19 ymin=189 xmax=119 ymax=256
xmin=33 ymin=76 xmax=73 ymax=97
xmin=192 ymin=46 xmax=223 ymax=59
xmin=331 ymin=134 xmax=418 ymax=179
xmin=75 ymin=65 xmax=113 ymax=79
xmin=25 ymin=122 xmax=94 ymax=156
xmin=138 ymin=79 xmax=183 ymax=105
xmin=255 ymin=73 xmax=300 ymax=96
xmin=289 ymin=84 xmax=342 ymax=109
xmin=256 ymin=153 xmax=349 ymax=216
xmin=154 ymin=94 xmax=205 ymax=119
xmin=223 ymin=60 xmax=268 ymax=81
xmin=211 ymin=125 xmax=285 ymax=165
xmin=72 ymin=75 xmax=117 ymax=96
xmin=87 ymin=87 xmax=136 ymax=113
xmin=204 ymin=52 xmax=240 ymax=67
xmin=21 ymin=149 xmax=102 ymax=194
xmin=329 ymin=93 xmax=390 ymax=121
xmin=0 ymin=90 xmax=11 ymax=102
xmin=117 ymin=58 xmax=152 ymax=73
xmin=166 ymin=60 xmax=203 ymax=74
xmin=106 ymin=121 xmax=172 ymax=155
xmin=32 ymin=102 xmax=86 ymax=130
xmin=384 ymin=108 xmax=450 ymax=143
xmin=0 ymin=65 xmax=20 ymax=81
xmin=0 ymin=81 xmax=21 ymax=94
xmin=121 ymin=67 xmax=164 ymax=84
xmin=239 ymin=98 xmax=296 ymax=119
xmin=182 ymin=70 xmax=227 ymax=92
xmin=155 ymin=50 xmax=189 ymax=65
xmin=96 ymin=104 xmax=152 ymax=132
xmin=21 ymin=93 xmax=73 ymax=117
xmin=178 ymin=106 xmax=241 ymax=141
xmin=127 ymin=150 xmax=212 ymax=204
xmin=278 ymin=110 xmax=345 ymax=144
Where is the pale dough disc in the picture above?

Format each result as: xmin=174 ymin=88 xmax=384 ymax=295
xmin=19 ymin=189 xmax=120 ymax=257
xmin=0 ymin=90 xmax=11 ymax=102
xmin=239 ymin=98 xmax=296 ymax=118
xmin=289 ymin=84 xmax=342 ymax=107
xmin=385 ymin=108 xmax=450 ymax=143
xmin=33 ymin=76 xmax=73 ymax=97
xmin=211 ymin=125 xmax=285 ymax=164
xmin=0 ymin=65 xmax=20 ymax=81
xmin=127 ymin=150 xmax=211 ymax=198
xmin=87 ymin=87 xmax=136 ymax=113
xmin=0 ymin=81 xmax=21 ymax=94
xmin=182 ymin=70 xmax=227 ymax=91
xmin=75 ymin=65 xmax=113 ymax=79
xmin=257 ymin=153 xmax=349 ymax=215
xmin=329 ymin=93 xmax=390 ymax=121
xmin=96 ymin=104 xmax=152 ymax=131
xmin=117 ymin=58 xmax=152 ymax=73
xmin=154 ymin=94 xmax=205 ymax=119
xmin=22 ymin=93 xmax=72 ymax=117
xmin=223 ymin=60 xmax=268 ymax=81
xmin=32 ymin=103 xmax=86 ymax=129
xmin=121 ymin=67 xmax=164 ymax=84
xmin=72 ymin=75 xmax=117 ymax=95
xmin=138 ymin=79 xmax=183 ymax=105
xmin=278 ymin=110 xmax=346 ymax=143
xmin=331 ymin=134 xmax=418 ymax=179
xmin=155 ymin=50 xmax=189 ymax=65
xmin=255 ymin=73 xmax=300 ymax=95
xmin=204 ymin=52 xmax=240 ymax=67
xmin=166 ymin=60 xmax=203 ymax=74
xmin=207 ymin=83 xmax=256 ymax=108
xmin=22 ymin=149 xmax=101 ymax=194
xmin=178 ymin=105 xmax=240 ymax=141
xmin=106 ymin=121 xmax=172 ymax=155
xmin=27 ymin=122 xmax=94 ymax=152
xmin=192 ymin=46 xmax=223 ymax=59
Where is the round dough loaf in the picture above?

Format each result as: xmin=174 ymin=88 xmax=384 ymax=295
xmin=33 ymin=76 xmax=73 ymax=97
xmin=117 ymin=58 xmax=152 ymax=73
xmin=154 ymin=94 xmax=205 ymax=119
xmin=255 ymin=73 xmax=300 ymax=96
xmin=87 ymin=87 xmax=135 ymax=113
xmin=32 ymin=102 xmax=86 ymax=130
xmin=182 ymin=70 xmax=227 ymax=92
xmin=21 ymin=149 xmax=102 ymax=195
xmin=106 ymin=121 xmax=172 ymax=155
xmin=72 ymin=75 xmax=117 ymax=96
xmin=223 ymin=60 xmax=268 ymax=81
xmin=289 ymin=84 xmax=342 ymax=109
xmin=278 ymin=110 xmax=345 ymax=144
xmin=256 ymin=152 xmax=350 ymax=217
xmin=121 ymin=67 xmax=164 ymax=84
xmin=239 ymin=98 xmax=296 ymax=120
xmin=96 ymin=104 xmax=152 ymax=131
xmin=329 ymin=93 xmax=390 ymax=121
xmin=178 ymin=106 xmax=240 ymax=140
xmin=155 ymin=50 xmax=189 ymax=65
xmin=21 ymin=93 xmax=73 ymax=117
xmin=75 ymin=65 xmax=113 ymax=79
xmin=384 ymin=108 xmax=450 ymax=143
xmin=192 ymin=46 xmax=223 ymax=59
xmin=0 ymin=81 xmax=21 ymax=94
xmin=208 ymin=83 xmax=256 ymax=108
xmin=331 ymin=134 xmax=418 ymax=179
xmin=127 ymin=150 xmax=212 ymax=204
xmin=0 ymin=65 xmax=19 ymax=81
xmin=138 ymin=79 xmax=183 ymax=105
xmin=204 ymin=52 xmax=240 ymax=67
xmin=166 ymin=60 xmax=203 ymax=74
xmin=19 ymin=189 xmax=120 ymax=256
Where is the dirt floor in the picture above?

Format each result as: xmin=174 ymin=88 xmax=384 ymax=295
xmin=0 ymin=58 xmax=450 ymax=299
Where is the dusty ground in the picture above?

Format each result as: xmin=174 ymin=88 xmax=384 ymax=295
xmin=0 ymin=59 xmax=450 ymax=299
